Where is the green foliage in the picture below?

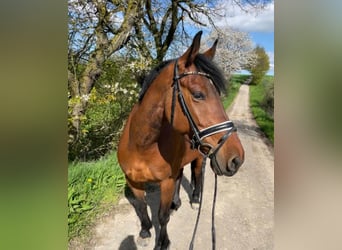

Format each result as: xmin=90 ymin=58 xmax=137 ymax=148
xmin=68 ymin=152 xmax=125 ymax=240
xmin=68 ymin=58 xmax=140 ymax=161
xmin=222 ymin=74 xmax=250 ymax=109
xmin=261 ymin=76 xmax=274 ymax=117
xmin=250 ymin=76 xmax=274 ymax=143
xmin=247 ymin=46 xmax=270 ymax=85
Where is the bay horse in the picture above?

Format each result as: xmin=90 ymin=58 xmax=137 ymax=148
xmin=117 ymin=31 xmax=244 ymax=250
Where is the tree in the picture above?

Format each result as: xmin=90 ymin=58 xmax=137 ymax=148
xmin=68 ymin=0 xmax=271 ymax=159
xmin=68 ymin=0 xmax=144 ymax=132
xmin=68 ymin=0 xmax=270 ymax=129
xmin=203 ymin=26 xmax=257 ymax=78
xmin=131 ymin=0 xmax=224 ymax=63
xmin=131 ymin=0 xmax=270 ymax=64
xmin=247 ymin=45 xmax=270 ymax=85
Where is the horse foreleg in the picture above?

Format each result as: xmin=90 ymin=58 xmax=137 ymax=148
xmin=155 ymin=178 xmax=175 ymax=250
xmin=191 ymin=158 xmax=203 ymax=207
xmin=126 ymin=178 xmax=152 ymax=246
xmin=171 ymin=168 xmax=183 ymax=211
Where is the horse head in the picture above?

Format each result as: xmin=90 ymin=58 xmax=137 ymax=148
xmin=167 ymin=31 xmax=245 ymax=176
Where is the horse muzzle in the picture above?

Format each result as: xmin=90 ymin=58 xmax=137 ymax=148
xmin=210 ymin=153 xmax=243 ymax=176
xmin=193 ymin=121 xmax=244 ymax=176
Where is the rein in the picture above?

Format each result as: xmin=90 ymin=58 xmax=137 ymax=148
xmin=189 ymin=155 xmax=207 ymax=250
xmin=170 ymin=59 xmax=237 ymax=249
xmin=188 ymin=157 xmax=219 ymax=250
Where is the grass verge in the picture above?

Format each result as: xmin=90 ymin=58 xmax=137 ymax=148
xmin=68 ymin=152 xmax=125 ymax=241
xmin=249 ymin=76 xmax=274 ymax=144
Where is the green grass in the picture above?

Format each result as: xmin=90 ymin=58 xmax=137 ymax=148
xmin=223 ymin=74 xmax=250 ymax=109
xmin=68 ymin=152 xmax=125 ymax=240
xmin=249 ymin=76 xmax=274 ymax=144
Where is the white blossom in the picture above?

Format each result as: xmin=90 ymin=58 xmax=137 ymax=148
xmin=81 ymin=94 xmax=90 ymax=101
xmin=203 ymin=27 xmax=257 ymax=76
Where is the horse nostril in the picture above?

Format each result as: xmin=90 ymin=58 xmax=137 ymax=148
xmin=233 ymin=157 xmax=243 ymax=167
xmin=227 ymin=157 xmax=242 ymax=172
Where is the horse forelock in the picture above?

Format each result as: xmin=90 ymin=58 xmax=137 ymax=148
xmin=193 ymin=54 xmax=227 ymax=94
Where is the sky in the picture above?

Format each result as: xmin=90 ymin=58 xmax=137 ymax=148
xmin=214 ymin=0 xmax=274 ymax=75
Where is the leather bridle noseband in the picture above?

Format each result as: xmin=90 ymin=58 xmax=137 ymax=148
xmin=171 ymin=59 xmax=237 ymax=175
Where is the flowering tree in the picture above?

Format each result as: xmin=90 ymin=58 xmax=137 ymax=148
xmin=68 ymin=0 xmax=270 ymax=160
xmin=68 ymin=0 xmax=144 ymax=132
xmin=203 ymin=26 xmax=257 ymax=78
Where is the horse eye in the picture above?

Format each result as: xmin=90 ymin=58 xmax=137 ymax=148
xmin=192 ymin=91 xmax=205 ymax=100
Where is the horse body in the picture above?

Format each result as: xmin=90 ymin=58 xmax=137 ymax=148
xmin=118 ymin=103 xmax=199 ymax=249
xmin=118 ymin=92 xmax=200 ymax=183
xmin=117 ymin=31 xmax=244 ymax=249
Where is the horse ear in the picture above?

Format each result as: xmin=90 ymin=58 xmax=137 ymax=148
xmin=203 ymin=39 xmax=218 ymax=60
xmin=180 ymin=31 xmax=202 ymax=67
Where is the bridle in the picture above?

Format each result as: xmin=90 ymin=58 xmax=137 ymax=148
xmin=171 ymin=59 xmax=237 ymax=250
xmin=171 ymin=59 xmax=237 ymax=176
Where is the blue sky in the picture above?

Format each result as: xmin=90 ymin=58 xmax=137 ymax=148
xmin=214 ymin=0 xmax=274 ymax=75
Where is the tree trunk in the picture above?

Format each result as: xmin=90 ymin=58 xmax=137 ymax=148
xmin=70 ymin=0 xmax=143 ymax=132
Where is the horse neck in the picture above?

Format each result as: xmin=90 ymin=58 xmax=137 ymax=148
xmin=131 ymin=89 xmax=167 ymax=149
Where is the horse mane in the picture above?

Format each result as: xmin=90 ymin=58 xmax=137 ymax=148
xmin=139 ymin=60 xmax=172 ymax=102
xmin=138 ymin=54 xmax=227 ymax=102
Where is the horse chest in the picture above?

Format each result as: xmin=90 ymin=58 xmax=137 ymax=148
xmin=123 ymin=150 xmax=172 ymax=182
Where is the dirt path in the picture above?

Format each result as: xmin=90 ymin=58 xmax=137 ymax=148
xmin=89 ymin=84 xmax=274 ymax=250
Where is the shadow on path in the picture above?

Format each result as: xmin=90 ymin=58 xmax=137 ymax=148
xmin=119 ymin=235 xmax=137 ymax=250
